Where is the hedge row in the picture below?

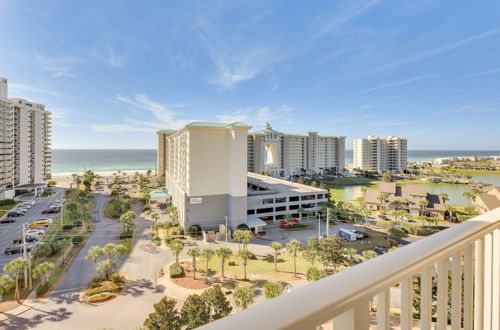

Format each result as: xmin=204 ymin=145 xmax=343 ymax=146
xmin=84 ymin=283 xmax=120 ymax=296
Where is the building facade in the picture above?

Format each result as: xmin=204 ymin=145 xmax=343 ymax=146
xmin=353 ymin=136 xmax=407 ymax=173
xmin=157 ymin=122 xmax=329 ymax=232
xmin=0 ymin=77 xmax=51 ymax=198
xmin=248 ymin=123 xmax=345 ymax=177
xmin=158 ymin=122 xmax=251 ymax=230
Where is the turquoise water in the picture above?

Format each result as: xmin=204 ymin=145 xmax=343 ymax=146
xmin=52 ymin=149 xmax=156 ymax=175
xmin=333 ymin=173 xmax=500 ymax=206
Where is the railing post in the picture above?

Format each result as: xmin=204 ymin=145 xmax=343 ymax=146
xmin=436 ymin=258 xmax=448 ymax=330
xmin=474 ymin=238 xmax=484 ymax=330
xmin=400 ymin=277 xmax=413 ymax=330
xmin=484 ymin=233 xmax=493 ymax=329
xmin=420 ymin=266 xmax=433 ymax=330
xmin=332 ymin=299 xmax=370 ymax=330
xmin=451 ymin=251 xmax=461 ymax=330
xmin=463 ymin=243 xmax=474 ymax=330
xmin=377 ymin=289 xmax=390 ymax=330
xmin=492 ymin=229 xmax=500 ymax=330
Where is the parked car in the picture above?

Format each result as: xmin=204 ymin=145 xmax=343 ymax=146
xmin=13 ymin=236 xmax=38 ymax=244
xmin=7 ymin=211 xmax=23 ymax=217
xmin=26 ymin=229 xmax=45 ymax=237
xmin=4 ymin=245 xmax=23 ymax=255
xmin=0 ymin=217 xmax=16 ymax=223
xmin=373 ymin=246 xmax=385 ymax=254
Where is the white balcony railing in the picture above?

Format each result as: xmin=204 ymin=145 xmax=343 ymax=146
xmin=203 ymin=208 xmax=500 ymax=330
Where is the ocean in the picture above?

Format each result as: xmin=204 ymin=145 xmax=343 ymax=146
xmin=51 ymin=149 xmax=500 ymax=176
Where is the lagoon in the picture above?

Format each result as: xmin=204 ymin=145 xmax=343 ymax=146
xmin=330 ymin=173 xmax=500 ymax=205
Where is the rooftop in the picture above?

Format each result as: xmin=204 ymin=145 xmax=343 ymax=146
xmin=247 ymin=172 xmax=327 ymax=195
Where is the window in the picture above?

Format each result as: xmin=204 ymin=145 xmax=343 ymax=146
xmin=301 ymin=203 xmax=315 ymax=209
xmin=275 ymin=206 xmax=286 ymax=212
xmin=317 ymin=194 xmax=324 ymax=199
xmin=256 ymin=208 xmax=273 ymax=214
xmin=289 ymin=196 xmax=300 ymax=202
xmin=301 ymin=195 xmax=316 ymax=201
xmin=247 ymin=209 xmax=255 ymax=215
xmin=275 ymin=197 xmax=286 ymax=203
xmin=263 ymin=198 xmax=274 ymax=204
xmin=289 ymin=204 xmax=299 ymax=210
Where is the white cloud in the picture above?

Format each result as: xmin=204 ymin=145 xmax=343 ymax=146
xmin=216 ymin=105 xmax=294 ymax=126
xmin=33 ymin=53 xmax=84 ymax=78
xmin=90 ymin=94 xmax=196 ymax=134
xmin=447 ymin=102 xmax=500 ymax=113
xmin=371 ymin=28 xmax=500 ymax=73
xmin=105 ymin=43 xmax=128 ymax=68
xmin=363 ymin=74 xmax=436 ymax=93
xmin=49 ymin=107 xmax=73 ymax=127
xmin=356 ymin=104 xmax=374 ymax=111
xmin=9 ymin=83 xmax=63 ymax=97
xmin=466 ymin=67 xmax=500 ymax=78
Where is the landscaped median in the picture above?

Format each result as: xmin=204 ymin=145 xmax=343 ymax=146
xmin=80 ymin=275 xmax=125 ymax=304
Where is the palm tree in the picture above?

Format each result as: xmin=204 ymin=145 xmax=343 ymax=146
xmin=3 ymin=258 xmax=29 ymax=301
xmin=151 ymin=212 xmax=159 ymax=223
xmin=33 ymin=262 xmax=55 ymax=285
xmin=419 ymin=199 xmax=429 ymax=216
xmin=187 ymin=248 xmax=200 ymax=280
xmin=234 ymin=286 xmax=254 ymax=310
xmin=85 ymin=246 xmax=104 ymax=278
xmin=463 ymin=191 xmax=474 ymax=206
xmin=439 ymin=192 xmax=449 ymax=206
xmin=240 ymin=230 xmax=254 ymax=251
xmin=0 ymin=275 xmax=14 ymax=302
xmin=119 ymin=210 xmax=136 ymax=234
xmin=164 ymin=221 xmax=173 ymax=239
xmin=376 ymin=193 xmax=390 ymax=211
xmin=200 ymin=248 xmax=215 ymax=283
xmin=240 ymin=250 xmax=253 ymax=280
xmin=169 ymin=239 xmax=185 ymax=264
xmin=215 ymin=247 xmax=233 ymax=279
xmin=286 ymin=240 xmax=302 ymax=277
xmin=269 ymin=242 xmax=282 ymax=271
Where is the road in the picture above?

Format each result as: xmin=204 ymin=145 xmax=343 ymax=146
xmin=1 ymin=194 xmax=173 ymax=330
xmin=0 ymin=189 xmax=64 ymax=275
xmin=53 ymin=192 xmax=123 ymax=292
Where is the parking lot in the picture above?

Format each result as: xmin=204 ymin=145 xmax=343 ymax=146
xmin=0 ymin=188 xmax=64 ymax=274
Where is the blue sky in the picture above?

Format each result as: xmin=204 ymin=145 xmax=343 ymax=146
xmin=1 ymin=0 xmax=500 ymax=150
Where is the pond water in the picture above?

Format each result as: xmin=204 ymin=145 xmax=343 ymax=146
xmin=331 ymin=173 xmax=500 ymax=205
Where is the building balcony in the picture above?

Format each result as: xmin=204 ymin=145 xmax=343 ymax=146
xmin=203 ymin=208 xmax=500 ymax=330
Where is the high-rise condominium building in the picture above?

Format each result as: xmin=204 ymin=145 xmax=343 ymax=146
xmin=157 ymin=122 xmax=251 ymax=229
xmin=247 ymin=123 xmax=345 ymax=177
xmin=353 ymin=136 xmax=407 ymax=173
xmin=0 ymin=77 xmax=51 ymax=198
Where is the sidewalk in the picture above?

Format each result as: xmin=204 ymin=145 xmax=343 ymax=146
xmin=0 ymin=291 xmax=39 ymax=322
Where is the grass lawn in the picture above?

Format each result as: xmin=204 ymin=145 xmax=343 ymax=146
xmin=445 ymin=168 xmax=500 ymax=175
xmin=195 ymin=253 xmax=314 ymax=281
xmin=341 ymin=228 xmax=390 ymax=251
xmin=120 ymin=240 xmax=133 ymax=253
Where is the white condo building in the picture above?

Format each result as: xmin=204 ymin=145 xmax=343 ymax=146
xmin=353 ymin=136 xmax=407 ymax=173
xmin=157 ymin=122 xmax=328 ymax=231
xmin=247 ymin=123 xmax=345 ymax=177
xmin=0 ymin=77 xmax=51 ymax=198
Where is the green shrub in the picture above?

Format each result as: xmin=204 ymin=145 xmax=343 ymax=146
xmin=177 ymin=226 xmax=184 ymax=235
xmin=84 ymin=283 xmax=120 ymax=296
xmin=110 ymin=273 xmax=125 ymax=284
xmin=36 ymin=282 xmax=51 ymax=296
xmin=104 ymin=198 xmax=131 ymax=218
xmin=0 ymin=199 xmax=16 ymax=206
xmin=285 ymin=223 xmax=307 ymax=229
xmin=153 ymin=236 xmax=161 ymax=246
xmin=120 ymin=230 xmax=133 ymax=240
xmin=237 ymin=223 xmax=250 ymax=230
xmin=143 ymin=205 xmax=151 ymax=212
xmin=72 ymin=235 xmax=84 ymax=244
xmin=74 ymin=220 xmax=83 ymax=227
xmin=416 ymin=227 xmax=441 ymax=236
xmin=361 ymin=232 xmax=369 ymax=238
xmin=169 ymin=263 xmax=184 ymax=278
xmin=388 ymin=227 xmax=408 ymax=239
xmin=189 ymin=224 xmax=202 ymax=237
xmin=62 ymin=224 xmax=74 ymax=230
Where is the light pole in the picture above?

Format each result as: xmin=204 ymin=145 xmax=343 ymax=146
xmin=225 ymin=216 xmax=228 ymax=243
xmin=22 ymin=223 xmax=28 ymax=287
xmin=317 ymin=215 xmax=321 ymax=239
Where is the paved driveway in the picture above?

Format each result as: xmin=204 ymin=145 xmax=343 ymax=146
xmin=1 ymin=198 xmax=174 ymax=330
